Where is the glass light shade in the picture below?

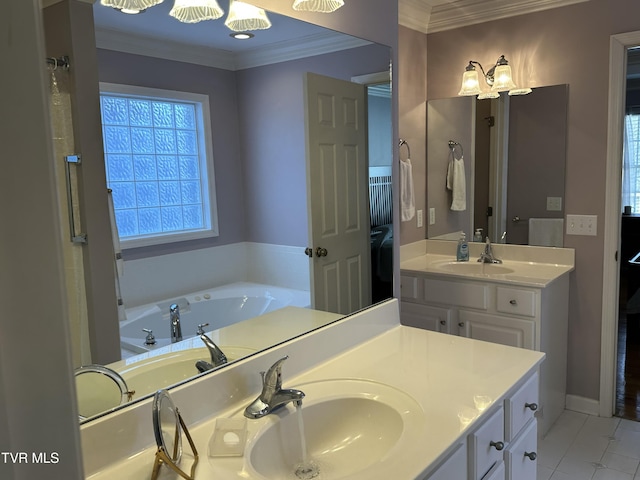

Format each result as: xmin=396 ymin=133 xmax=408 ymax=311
xmin=292 ymin=0 xmax=344 ymax=13
xmin=224 ymin=0 xmax=272 ymax=31
xmin=100 ymin=0 xmax=163 ymax=14
xmin=458 ymin=69 xmax=482 ymax=96
xmin=490 ymin=64 xmax=517 ymax=92
xmin=169 ymin=0 xmax=224 ymax=23
xmin=478 ymin=92 xmax=500 ymax=100
xmin=508 ymin=88 xmax=533 ymax=96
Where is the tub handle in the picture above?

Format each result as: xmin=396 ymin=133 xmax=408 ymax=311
xmin=196 ymin=323 xmax=210 ymax=335
xmin=142 ymin=328 xmax=156 ymax=345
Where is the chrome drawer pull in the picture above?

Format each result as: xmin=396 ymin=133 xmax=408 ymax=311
xmin=524 ymin=451 xmax=537 ymax=461
xmin=490 ymin=441 xmax=504 ymax=451
xmin=525 ymin=402 xmax=538 ymax=411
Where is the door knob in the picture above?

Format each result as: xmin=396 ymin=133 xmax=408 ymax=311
xmin=304 ymin=247 xmax=313 ymax=257
xmin=315 ymin=247 xmax=328 ymax=257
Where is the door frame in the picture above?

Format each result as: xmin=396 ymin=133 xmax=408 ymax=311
xmin=600 ymin=31 xmax=640 ymax=417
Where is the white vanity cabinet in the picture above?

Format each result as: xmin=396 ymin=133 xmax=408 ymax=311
xmin=423 ymin=371 xmax=539 ymax=480
xmin=401 ymin=272 xmax=568 ymax=437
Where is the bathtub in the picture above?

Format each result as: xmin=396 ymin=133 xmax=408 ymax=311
xmin=120 ymin=282 xmax=310 ymax=353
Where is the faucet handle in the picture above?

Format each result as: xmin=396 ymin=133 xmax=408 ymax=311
xmin=263 ymin=356 xmax=289 ymax=390
xmin=196 ymin=322 xmax=209 ymax=335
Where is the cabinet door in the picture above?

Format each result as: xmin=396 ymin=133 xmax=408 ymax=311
xmin=469 ymin=406 xmax=505 ymax=480
xmin=401 ymin=302 xmax=453 ymax=334
xmin=401 ymin=274 xmax=421 ymax=301
xmin=505 ymin=372 xmax=539 ymax=441
xmin=425 ymin=442 xmax=466 ymax=480
xmin=505 ymin=419 xmax=537 ymax=480
xmin=483 ymin=461 xmax=505 ymax=480
xmin=458 ymin=310 xmax=535 ymax=350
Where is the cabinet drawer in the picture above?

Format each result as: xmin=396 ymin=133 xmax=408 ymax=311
xmin=469 ymin=406 xmax=505 ymax=480
xmin=401 ymin=275 xmax=421 ymax=301
xmin=505 ymin=419 xmax=537 ymax=480
xmin=496 ymin=287 xmax=536 ymax=317
xmin=459 ymin=310 xmax=535 ymax=350
xmin=424 ymin=278 xmax=488 ymax=310
xmin=401 ymin=302 xmax=452 ymax=333
xmin=482 ymin=461 xmax=505 ymax=480
xmin=505 ymin=372 xmax=539 ymax=441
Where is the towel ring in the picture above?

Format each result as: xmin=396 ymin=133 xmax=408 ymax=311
xmin=399 ymin=139 xmax=411 ymax=161
xmin=448 ymin=140 xmax=463 ymax=159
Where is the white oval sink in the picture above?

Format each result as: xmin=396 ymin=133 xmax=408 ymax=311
xmin=242 ymin=379 xmax=424 ymax=480
xmin=118 ymin=346 xmax=255 ymax=398
xmin=436 ymin=261 xmax=514 ymax=275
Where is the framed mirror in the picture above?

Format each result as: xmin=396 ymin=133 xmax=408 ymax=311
xmin=66 ymin=2 xmax=393 ymax=423
xmin=427 ymin=84 xmax=568 ymax=246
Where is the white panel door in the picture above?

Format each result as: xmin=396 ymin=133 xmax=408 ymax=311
xmin=305 ymin=72 xmax=371 ymax=315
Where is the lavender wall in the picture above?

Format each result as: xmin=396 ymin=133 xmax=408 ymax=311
xmin=236 ymin=44 xmax=392 ymax=246
xmin=419 ymin=0 xmax=640 ymax=401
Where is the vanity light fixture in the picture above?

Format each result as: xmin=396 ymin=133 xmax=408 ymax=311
xmin=100 ymin=0 xmax=164 ymax=15
xmin=457 ymin=55 xmax=531 ymax=99
xmin=169 ymin=0 xmax=224 ymax=23
xmin=224 ymin=0 xmax=272 ymax=32
xmin=292 ymin=0 xmax=345 ymax=13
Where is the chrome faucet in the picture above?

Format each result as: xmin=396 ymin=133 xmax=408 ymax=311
xmin=244 ymin=356 xmax=305 ymax=419
xmin=200 ymin=333 xmax=228 ymax=367
xmin=478 ymin=237 xmax=502 ymax=264
xmin=169 ymin=303 xmax=182 ymax=343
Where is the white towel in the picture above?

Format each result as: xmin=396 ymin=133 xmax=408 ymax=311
xmin=528 ymin=218 xmax=564 ymax=247
xmin=446 ymin=156 xmax=466 ymax=211
xmin=400 ymin=158 xmax=415 ymax=222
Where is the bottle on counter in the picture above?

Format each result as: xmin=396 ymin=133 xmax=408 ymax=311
xmin=456 ymin=232 xmax=469 ymax=262
xmin=473 ymin=228 xmax=483 ymax=242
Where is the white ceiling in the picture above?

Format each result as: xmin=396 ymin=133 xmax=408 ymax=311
xmin=80 ymin=0 xmax=591 ymax=69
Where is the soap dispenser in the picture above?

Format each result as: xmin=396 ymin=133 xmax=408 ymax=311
xmin=473 ymin=228 xmax=483 ymax=242
xmin=456 ymin=233 xmax=469 ymax=262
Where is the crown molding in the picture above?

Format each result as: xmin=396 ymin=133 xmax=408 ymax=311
xmin=95 ymin=28 xmax=371 ymax=70
xmin=398 ymin=0 xmax=591 ymax=34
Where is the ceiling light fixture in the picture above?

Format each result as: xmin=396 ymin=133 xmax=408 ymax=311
xmin=292 ymin=0 xmax=344 ymax=13
xmin=100 ymin=0 xmax=164 ymax=15
xmin=224 ymin=0 xmax=272 ymax=32
xmin=229 ymin=31 xmax=255 ymax=40
xmin=457 ymin=55 xmax=531 ymax=99
xmin=169 ymin=0 xmax=224 ymax=23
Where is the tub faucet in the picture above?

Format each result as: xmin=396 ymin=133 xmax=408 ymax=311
xmin=244 ymin=356 xmax=305 ymax=419
xmin=200 ymin=333 xmax=228 ymax=367
xmin=478 ymin=237 xmax=502 ymax=264
xmin=169 ymin=303 xmax=182 ymax=343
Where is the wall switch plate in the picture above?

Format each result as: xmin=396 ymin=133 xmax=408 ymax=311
xmin=429 ymin=208 xmax=436 ymax=225
xmin=417 ymin=209 xmax=423 ymax=228
xmin=547 ymin=197 xmax=562 ymax=211
xmin=566 ymin=214 xmax=597 ymax=236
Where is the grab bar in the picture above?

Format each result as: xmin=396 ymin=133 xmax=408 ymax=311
xmin=65 ymin=154 xmax=87 ymax=244
xmin=512 ymin=216 xmax=529 ymax=223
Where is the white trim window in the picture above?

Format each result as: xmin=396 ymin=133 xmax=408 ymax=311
xmin=99 ymin=83 xmax=218 ymax=248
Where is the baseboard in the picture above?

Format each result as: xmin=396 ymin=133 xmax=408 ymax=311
xmin=565 ymin=394 xmax=600 ymax=416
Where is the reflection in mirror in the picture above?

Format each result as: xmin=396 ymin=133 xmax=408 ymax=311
xmin=151 ymin=390 xmax=198 ymax=480
xmin=427 ymin=85 xmax=568 ymax=245
xmin=74 ymin=365 xmax=134 ymax=421
xmin=67 ymin=3 xmax=393 ymax=422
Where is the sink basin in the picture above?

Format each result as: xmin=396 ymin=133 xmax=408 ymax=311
xmin=240 ymin=379 xmax=425 ymax=480
xmin=117 ymin=346 xmax=255 ymax=398
xmin=435 ymin=261 xmax=515 ymax=275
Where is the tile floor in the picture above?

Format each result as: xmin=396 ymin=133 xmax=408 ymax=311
xmin=538 ymin=410 xmax=640 ymax=479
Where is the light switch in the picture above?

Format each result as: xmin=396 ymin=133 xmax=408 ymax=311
xmin=566 ymin=214 xmax=597 ymax=236
xmin=429 ymin=208 xmax=436 ymax=225
xmin=547 ymin=197 xmax=562 ymax=211
xmin=417 ymin=209 xmax=423 ymax=228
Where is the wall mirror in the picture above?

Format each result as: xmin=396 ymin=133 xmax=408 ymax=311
xmin=71 ymin=2 xmax=393 ymax=422
xmin=426 ymin=84 xmax=568 ymax=246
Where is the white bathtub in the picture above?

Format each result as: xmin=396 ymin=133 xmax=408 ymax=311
xmin=120 ymin=282 xmax=310 ymax=353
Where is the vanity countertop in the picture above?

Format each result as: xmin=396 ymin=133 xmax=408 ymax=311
xmin=85 ymin=300 xmax=544 ymax=480
xmin=401 ymin=239 xmax=575 ymax=288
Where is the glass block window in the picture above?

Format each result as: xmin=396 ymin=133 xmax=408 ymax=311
xmin=99 ymin=83 xmax=218 ymax=248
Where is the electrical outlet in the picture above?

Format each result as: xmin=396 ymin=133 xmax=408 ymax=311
xmin=547 ymin=197 xmax=562 ymax=211
xmin=566 ymin=214 xmax=597 ymax=236
xmin=417 ymin=209 xmax=423 ymax=228
xmin=429 ymin=208 xmax=436 ymax=225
